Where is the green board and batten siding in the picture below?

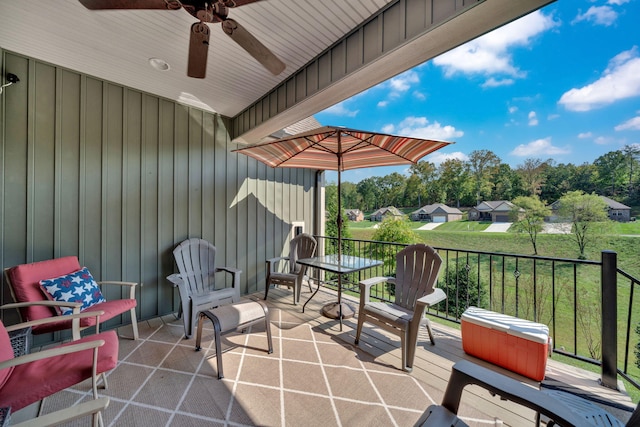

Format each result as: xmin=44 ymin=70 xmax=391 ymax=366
xmin=0 ymin=51 xmax=317 ymax=337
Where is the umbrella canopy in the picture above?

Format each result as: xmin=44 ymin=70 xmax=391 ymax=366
xmin=233 ymin=125 xmax=453 ymax=324
xmin=232 ymin=126 xmax=452 ymax=172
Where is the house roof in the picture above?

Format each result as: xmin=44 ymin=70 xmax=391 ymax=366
xmin=473 ymin=201 xmax=518 ymax=212
xmin=412 ymin=203 xmax=463 ymax=215
xmin=600 ymin=196 xmax=631 ymax=210
xmin=550 ymin=195 xmax=631 ymax=210
xmin=371 ymin=206 xmax=403 ymax=217
xmin=0 ymin=0 xmax=553 ymax=144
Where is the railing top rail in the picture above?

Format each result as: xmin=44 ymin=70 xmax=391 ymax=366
xmin=317 ymin=235 xmax=602 ymax=265
xmin=617 ymin=267 xmax=640 ymax=284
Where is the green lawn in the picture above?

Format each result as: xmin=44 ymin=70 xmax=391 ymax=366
xmin=428 ymin=220 xmax=492 ymax=232
xmin=609 ymin=220 xmax=640 ymax=235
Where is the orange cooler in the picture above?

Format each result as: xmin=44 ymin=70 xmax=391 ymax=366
xmin=461 ymin=306 xmax=549 ymax=381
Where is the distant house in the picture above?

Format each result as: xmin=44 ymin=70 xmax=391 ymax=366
xmin=468 ymin=200 xmax=522 ymax=222
xmin=549 ymin=195 xmax=632 ymax=222
xmin=370 ymin=206 xmax=403 ymax=221
xmin=410 ymin=203 xmax=463 ymax=223
xmin=345 ymin=209 xmax=364 ymax=222
xmin=602 ymin=196 xmax=632 ymax=222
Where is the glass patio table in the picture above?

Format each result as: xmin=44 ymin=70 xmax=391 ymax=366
xmin=298 ymin=254 xmax=382 ymax=329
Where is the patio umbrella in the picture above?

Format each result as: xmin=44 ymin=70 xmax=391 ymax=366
xmin=233 ymin=126 xmax=453 ymax=320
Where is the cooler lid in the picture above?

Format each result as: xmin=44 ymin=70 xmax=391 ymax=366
xmin=461 ymin=307 xmax=549 ymax=344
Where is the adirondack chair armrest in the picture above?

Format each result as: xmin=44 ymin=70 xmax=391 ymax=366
xmin=416 ymin=288 xmax=447 ymax=310
xmin=97 ymin=281 xmax=139 ymax=299
xmin=358 ymin=277 xmax=393 ymax=304
xmin=414 ymin=288 xmax=447 ymax=324
xmin=215 ymin=267 xmax=242 ymax=287
xmin=266 ymin=256 xmax=289 ymax=274
xmin=166 ymin=273 xmax=183 ymax=287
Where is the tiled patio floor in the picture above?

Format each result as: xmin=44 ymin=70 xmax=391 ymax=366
xmin=12 ymin=286 xmax=636 ymax=426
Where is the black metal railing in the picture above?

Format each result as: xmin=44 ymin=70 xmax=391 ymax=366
xmin=313 ymin=235 xmax=640 ymax=392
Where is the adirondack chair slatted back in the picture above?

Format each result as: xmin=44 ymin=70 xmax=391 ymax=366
xmin=169 ymin=238 xmax=241 ymax=338
xmin=174 ymin=239 xmax=217 ymax=294
xmin=394 ymin=244 xmax=442 ymax=310
xmin=289 ymin=233 xmax=317 ymax=274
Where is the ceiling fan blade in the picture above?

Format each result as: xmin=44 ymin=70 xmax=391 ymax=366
xmin=224 ymin=0 xmax=263 ymax=6
xmin=188 ymin=22 xmax=210 ymax=78
xmin=78 ymin=0 xmax=180 ymax=10
xmin=222 ymin=19 xmax=285 ymax=75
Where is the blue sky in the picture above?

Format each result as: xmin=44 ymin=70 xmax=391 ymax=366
xmin=315 ymin=0 xmax=640 ymax=184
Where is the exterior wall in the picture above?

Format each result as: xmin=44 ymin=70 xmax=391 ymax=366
xmin=609 ymin=209 xmax=631 ymax=222
xmin=0 ymin=51 xmax=317 ymax=338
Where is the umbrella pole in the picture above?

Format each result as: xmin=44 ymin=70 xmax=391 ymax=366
xmin=320 ymin=138 xmax=355 ymax=329
xmin=337 ymin=162 xmax=343 ymax=330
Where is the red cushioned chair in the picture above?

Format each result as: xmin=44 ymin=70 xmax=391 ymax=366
xmin=4 ymin=256 xmax=139 ymax=340
xmin=0 ymin=311 xmax=119 ymax=419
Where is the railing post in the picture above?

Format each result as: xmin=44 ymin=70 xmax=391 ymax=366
xmin=601 ymin=250 xmax=618 ymax=390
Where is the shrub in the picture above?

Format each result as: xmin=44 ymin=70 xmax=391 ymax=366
xmin=437 ymin=264 xmax=489 ymax=319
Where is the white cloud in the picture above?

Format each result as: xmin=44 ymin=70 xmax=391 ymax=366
xmin=384 ymin=116 xmax=464 ymax=141
xmin=595 ymin=136 xmax=616 ymax=145
xmin=322 ymin=101 xmax=359 ymax=117
xmin=381 ymin=124 xmax=395 ymax=134
xmin=413 ymin=91 xmax=426 ymax=101
xmin=578 ymin=132 xmax=593 ymax=139
xmin=377 ymin=100 xmax=388 ymax=108
xmin=528 ymin=111 xmax=539 ymax=126
xmin=615 ymin=116 xmax=640 ymax=130
xmin=547 ymin=114 xmax=560 ymax=120
xmin=559 ymin=47 xmax=640 ymax=111
xmin=434 ymin=11 xmax=558 ymax=78
xmin=482 ymin=77 xmax=515 ymax=88
xmin=608 ymin=0 xmax=629 ymax=4
xmin=428 ymin=151 xmax=469 ymax=166
xmin=572 ymin=6 xmax=618 ymax=26
xmin=510 ymin=137 xmax=570 ymax=156
xmin=508 ymin=106 xmax=518 ymax=114
xmin=389 ymin=70 xmax=420 ymax=95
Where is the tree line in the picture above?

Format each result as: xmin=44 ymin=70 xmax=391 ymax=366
xmin=333 ymin=146 xmax=640 ymax=211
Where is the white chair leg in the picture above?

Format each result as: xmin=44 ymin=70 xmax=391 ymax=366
xmin=130 ymin=308 xmax=139 ymax=340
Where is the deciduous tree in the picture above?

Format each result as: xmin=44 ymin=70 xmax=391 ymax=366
xmin=438 ymin=158 xmax=471 ymax=208
xmin=467 ymin=149 xmax=500 ymax=205
xmin=557 ymin=191 xmax=608 ymax=259
xmin=511 ymin=196 xmax=550 ymax=255
xmin=516 ymin=158 xmax=550 ymax=196
xmin=594 ymin=150 xmax=626 ymax=197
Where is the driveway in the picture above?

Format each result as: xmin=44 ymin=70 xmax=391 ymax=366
xmin=417 ymin=223 xmax=442 ymax=230
xmin=483 ymin=222 xmax=512 ymax=232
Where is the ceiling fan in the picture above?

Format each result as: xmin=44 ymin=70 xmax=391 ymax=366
xmin=78 ymin=0 xmax=286 ymax=78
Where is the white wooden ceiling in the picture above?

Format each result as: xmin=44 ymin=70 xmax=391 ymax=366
xmin=0 ymin=0 xmax=393 ymax=117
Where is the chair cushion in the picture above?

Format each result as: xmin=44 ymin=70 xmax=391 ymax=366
xmin=0 ymin=330 xmax=119 ymax=411
xmin=0 ymin=321 xmax=15 ymax=389
xmin=31 ymin=299 xmax=138 ymax=335
xmin=7 ymin=256 xmax=82 ymax=322
xmin=40 ymin=267 xmax=106 ymax=315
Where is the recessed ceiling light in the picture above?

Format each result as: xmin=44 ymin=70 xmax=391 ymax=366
xmin=149 ymin=58 xmax=170 ymax=71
